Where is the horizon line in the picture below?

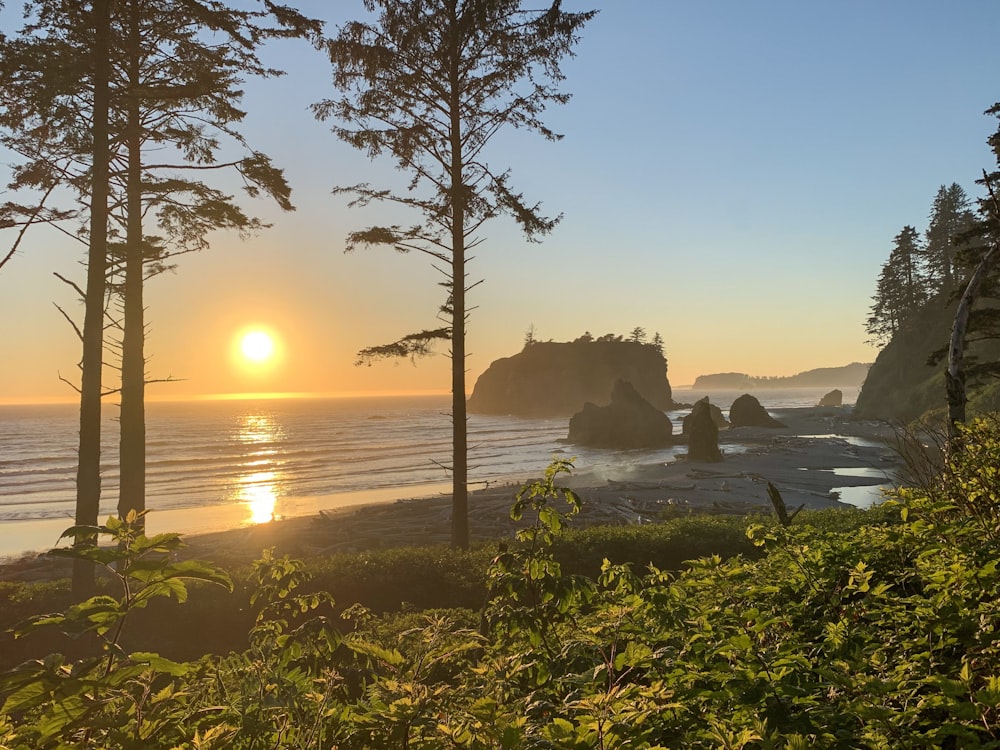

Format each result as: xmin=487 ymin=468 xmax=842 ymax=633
xmin=0 ymin=389 xmax=453 ymax=407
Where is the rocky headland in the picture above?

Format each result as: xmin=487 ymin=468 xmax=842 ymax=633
xmin=468 ymin=339 xmax=674 ymax=417
xmin=854 ymin=293 xmax=1000 ymax=422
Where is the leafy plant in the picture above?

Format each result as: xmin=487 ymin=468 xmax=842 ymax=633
xmin=0 ymin=512 xmax=231 ymax=748
xmin=4 ymin=435 xmax=1000 ymax=748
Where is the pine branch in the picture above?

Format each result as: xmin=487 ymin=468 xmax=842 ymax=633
xmin=355 ymin=327 xmax=451 ymax=366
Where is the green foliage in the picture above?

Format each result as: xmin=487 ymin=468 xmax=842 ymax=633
xmin=485 ymin=458 xmax=596 ymax=660
xmin=866 ymin=224 xmax=927 ymax=346
xmin=305 ymin=544 xmax=493 ymax=614
xmin=0 ymin=512 xmax=231 ymax=749
xmin=553 ymin=514 xmax=761 ymax=576
xmin=7 ymin=430 xmax=1000 ymax=747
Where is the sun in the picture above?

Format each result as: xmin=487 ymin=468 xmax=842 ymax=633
xmin=240 ymin=331 xmax=274 ymax=363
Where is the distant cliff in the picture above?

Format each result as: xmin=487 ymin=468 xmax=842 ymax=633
xmin=692 ymin=363 xmax=871 ymax=390
xmin=468 ymin=340 xmax=674 ymax=417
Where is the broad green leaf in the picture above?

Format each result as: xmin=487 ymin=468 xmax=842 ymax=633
xmin=130 ymin=651 xmax=192 ymax=676
xmin=347 ymin=638 xmax=406 ymax=668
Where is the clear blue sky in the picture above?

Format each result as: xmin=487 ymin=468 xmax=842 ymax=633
xmin=2 ymin=0 xmax=1000 ymax=402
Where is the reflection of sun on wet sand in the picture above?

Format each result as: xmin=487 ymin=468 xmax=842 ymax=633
xmin=177 ymin=406 xmax=900 ymax=565
xmin=0 ymin=406 xmax=900 ymax=579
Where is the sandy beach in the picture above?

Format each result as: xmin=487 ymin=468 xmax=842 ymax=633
xmin=0 ymin=405 xmax=901 ymax=581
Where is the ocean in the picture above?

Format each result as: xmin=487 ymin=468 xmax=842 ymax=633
xmin=0 ymin=386 xmax=860 ymax=557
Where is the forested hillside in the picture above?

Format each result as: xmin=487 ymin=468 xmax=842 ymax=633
xmin=856 ymin=174 xmax=1000 ymax=420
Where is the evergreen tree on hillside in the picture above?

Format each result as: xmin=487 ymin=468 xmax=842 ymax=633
xmin=924 ymin=183 xmax=976 ymax=292
xmin=865 ymin=225 xmax=926 ymax=345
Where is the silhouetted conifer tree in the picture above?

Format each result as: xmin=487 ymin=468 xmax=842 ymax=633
xmin=924 ymin=183 xmax=976 ymax=293
xmin=107 ymin=0 xmax=318 ymax=524
xmin=866 ymin=225 xmax=926 ymax=345
xmin=316 ymin=1 xmax=595 ymax=548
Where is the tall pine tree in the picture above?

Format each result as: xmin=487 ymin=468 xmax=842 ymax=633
xmin=0 ymin=1 xmax=319 ymax=582
xmin=923 ymin=182 xmax=976 ymax=293
xmin=315 ymin=0 xmax=595 ymax=548
xmin=106 ymin=0 xmax=319 ymax=523
xmin=866 ymin=225 xmax=926 ymax=345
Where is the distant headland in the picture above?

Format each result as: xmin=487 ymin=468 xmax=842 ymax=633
xmin=691 ymin=363 xmax=871 ymax=390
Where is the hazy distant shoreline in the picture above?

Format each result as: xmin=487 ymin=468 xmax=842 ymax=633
xmin=690 ymin=363 xmax=870 ymax=391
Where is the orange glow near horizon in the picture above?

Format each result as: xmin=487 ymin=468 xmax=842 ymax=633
xmin=0 ymin=389 xmax=455 ymax=407
xmin=167 ymin=389 xmax=453 ymax=402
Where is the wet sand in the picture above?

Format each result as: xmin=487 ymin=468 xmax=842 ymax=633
xmin=0 ymin=406 xmax=900 ymax=580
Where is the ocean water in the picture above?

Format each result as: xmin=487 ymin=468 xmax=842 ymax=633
xmin=0 ymin=386 xmax=860 ymax=551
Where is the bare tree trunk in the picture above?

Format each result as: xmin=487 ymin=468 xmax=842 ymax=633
xmin=119 ymin=1 xmax=145 ymax=524
xmin=74 ymin=0 xmax=112 ymax=596
xmin=947 ymin=173 xmax=1000 ymax=448
xmin=448 ymin=3 xmax=468 ymax=549
xmin=946 ymin=242 xmax=999 ymax=445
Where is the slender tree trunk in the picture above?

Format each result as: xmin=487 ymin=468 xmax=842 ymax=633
xmin=948 ymin=174 xmax=1000 ymax=448
xmin=119 ymin=2 xmax=145 ymax=524
xmin=74 ymin=0 xmax=112 ymax=595
xmin=946 ymin=241 xmax=1000 ymax=445
xmin=448 ymin=1 xmax=468 ymax=549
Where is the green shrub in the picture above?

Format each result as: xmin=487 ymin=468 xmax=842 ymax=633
xmin=305 ymin=543 xmax=495 ymax=614
xmin=6 ymin=427 xmax=1000 ymax=747
xmin=553 ymin=514 xmax=761 ymax=576
xmin=0 ymin=513 xmax=232 ymax=749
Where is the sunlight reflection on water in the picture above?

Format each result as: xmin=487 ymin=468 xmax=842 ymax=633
xmin=234 ymin=414 xmax=286 ymax=523
xmin=239 ymin=472 xmax=278 ymax=524
xmin=239 ymin=414 xmax=280 ymax=444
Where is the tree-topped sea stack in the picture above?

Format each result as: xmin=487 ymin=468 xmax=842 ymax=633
xmin=468 ymin=338 xmax=674 ymax=417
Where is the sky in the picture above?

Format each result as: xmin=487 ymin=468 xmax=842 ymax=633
xmin=2 ymin=0 xmax=1000 ymax=404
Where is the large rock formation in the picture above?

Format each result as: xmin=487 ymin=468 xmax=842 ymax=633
xmin=685 ymin=398 xmax=722 ymax=462
xmin=469 ymin=340 xmax=673 ymax=417
xmin=567 ymin=380 xmax=673 ymax=449
xmin=682 ymin=396 xmax=728 ymax=433
xmin=818 ymin=389 xmax=843 ymax=407
xmin=729 ymin=394 xmax=785 ymax=428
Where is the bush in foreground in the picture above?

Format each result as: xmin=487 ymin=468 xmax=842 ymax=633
xmin=3 ymin=426 xmax=1000 ymax=747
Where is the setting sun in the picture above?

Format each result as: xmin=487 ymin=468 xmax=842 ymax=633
xmin=240 ymin=331 xmax=274 ymax=363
